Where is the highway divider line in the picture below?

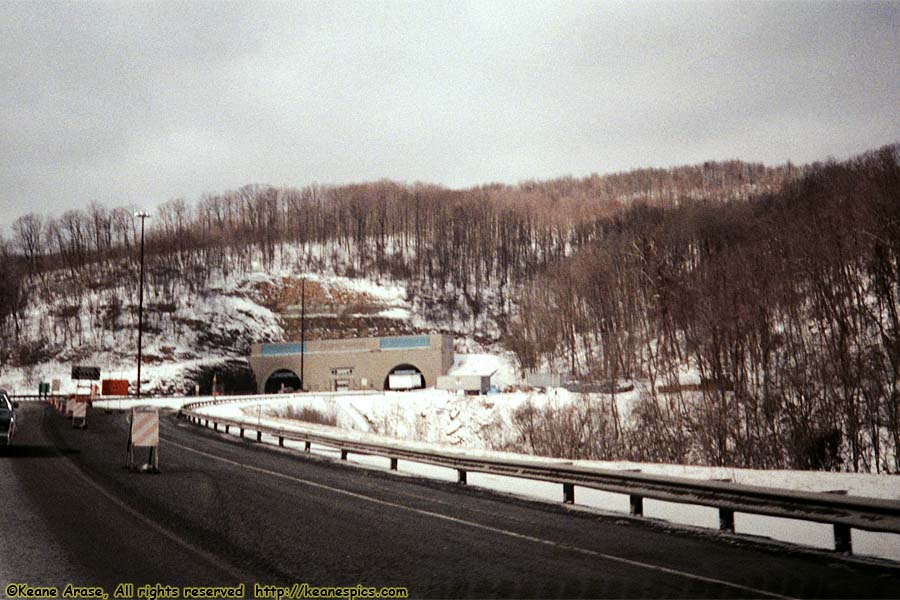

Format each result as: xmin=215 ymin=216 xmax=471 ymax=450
xmin=63 ymin=461 xmax=249 ymax=580
xmin=53 ymin=440 xmax=252 ymax=582
xmin=179 ymin=399 xmax=900 ymax=553
xmin=164 ymin=435 xmax=796 ymax=600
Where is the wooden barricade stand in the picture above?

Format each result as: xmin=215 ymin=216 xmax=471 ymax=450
xmin=125 ymin=407 xmax=160 ymax=473
xmin=72 ymin=398 xmax=88 ymax=429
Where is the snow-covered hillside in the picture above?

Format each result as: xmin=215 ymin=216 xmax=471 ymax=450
xmin=0 ymin=244 xmax=514 ymax=395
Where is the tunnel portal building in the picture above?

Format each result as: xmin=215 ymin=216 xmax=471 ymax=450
xmin=249 ymin=334 xmax=453 ymax=393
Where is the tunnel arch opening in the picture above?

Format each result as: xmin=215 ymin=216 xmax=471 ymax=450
xmin=265 ymin=369 xmax=302 ymax=394
xmin=383 ymin=364 xmax=426 ymax=391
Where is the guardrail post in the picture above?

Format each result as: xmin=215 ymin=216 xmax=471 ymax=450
xmin=563 ymin=483 xmax=575 ymax=504
xmin=174 ymin=400 xmax=898 ymax=551
xmin=225 ymin=425 xmax=230 ymax=434
xmin=834 ymin=524 xmax=852 ymax=554
xmin=718 ymin=508 xmax=735 ymax=533
xmin=213 ymin=423 xmax=218 ymax=432
xmin=630 ymin=495 xmax=644 ymax=516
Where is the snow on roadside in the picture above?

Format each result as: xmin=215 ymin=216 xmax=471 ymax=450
xmin=193 ymin=392 xmax=900 ymax=560
xmin=193 ymin=392 xmax=900 ymax=502
xmin=92 ymin=397 xmax=193 ymax=411
xmin=0 ymin=355 xmax=239 ymax=397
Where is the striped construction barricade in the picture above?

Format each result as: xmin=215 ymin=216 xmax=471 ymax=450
xmin=125 ymin=406 xmax=160 ymax=473
xmin=72 ymin=399 xmax=88 ymax=429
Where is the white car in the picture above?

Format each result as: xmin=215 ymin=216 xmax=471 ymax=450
xmin=0 ymin=390 xmax=17 ymax=446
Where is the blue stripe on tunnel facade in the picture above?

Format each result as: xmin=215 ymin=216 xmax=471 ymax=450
xmin=379 ymin=335 xmax=431 ymax=350
xmin=262 ymin=343 xmax=307 ymax=356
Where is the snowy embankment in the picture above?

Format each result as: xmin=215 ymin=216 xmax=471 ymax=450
xmin=184 ymin=388 xmax=900 ymax=564
xmin=0 ymin=243 xmax=418 ymax=395
xmin=7 ymin=245 xmax=899 ymax=560
xmin=0 ymin=253 xmax=511 ymax=397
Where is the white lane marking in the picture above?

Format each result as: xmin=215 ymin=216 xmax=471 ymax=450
xmin=58 ymin=449 xmax=248 ymax=581
xmin=165 ymin=436 xmax=795 ymax=600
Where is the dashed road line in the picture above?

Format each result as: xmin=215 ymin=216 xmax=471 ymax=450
xmin=164 ymin=435 xmax=795 ymax=600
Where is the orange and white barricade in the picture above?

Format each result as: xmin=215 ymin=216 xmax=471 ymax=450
xmin=125 ymin=407 xmax=160 ymax=472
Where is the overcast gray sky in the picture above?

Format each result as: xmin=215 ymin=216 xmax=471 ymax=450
xmin=1 ymin=0 xmax=898 ymax=228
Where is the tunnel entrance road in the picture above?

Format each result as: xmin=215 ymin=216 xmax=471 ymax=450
xmin=2 ymin=403 xmax=898 ymax=599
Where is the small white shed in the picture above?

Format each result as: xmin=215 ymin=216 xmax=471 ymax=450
xmin=437 ymin=373 xmax=493 ymax=395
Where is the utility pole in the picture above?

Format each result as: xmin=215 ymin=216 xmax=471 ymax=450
xmin=300 ymin=277 xmax=306 ymax=392
xmin=134 ymin=211 xmax=150 ymax=397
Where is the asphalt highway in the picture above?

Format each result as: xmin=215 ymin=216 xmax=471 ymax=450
xmin=2 ymin=403 xmax=899 ymax=599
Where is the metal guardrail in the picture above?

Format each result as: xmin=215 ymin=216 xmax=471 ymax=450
xmin=9 ymin=394 xmax=72 ymax=402
xmin=10 ymin=391 xmax=369 ymax=404
xmin=11 ymin=394 xmax=143 ymax=402
xmin=179 ymin=398 xmax=900 ymax=556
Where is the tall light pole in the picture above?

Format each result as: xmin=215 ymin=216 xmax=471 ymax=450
xmin=300 ymin=277 xmax=306 ymax=392
xmin=134 ymin=211 xmax=150 ymax=397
